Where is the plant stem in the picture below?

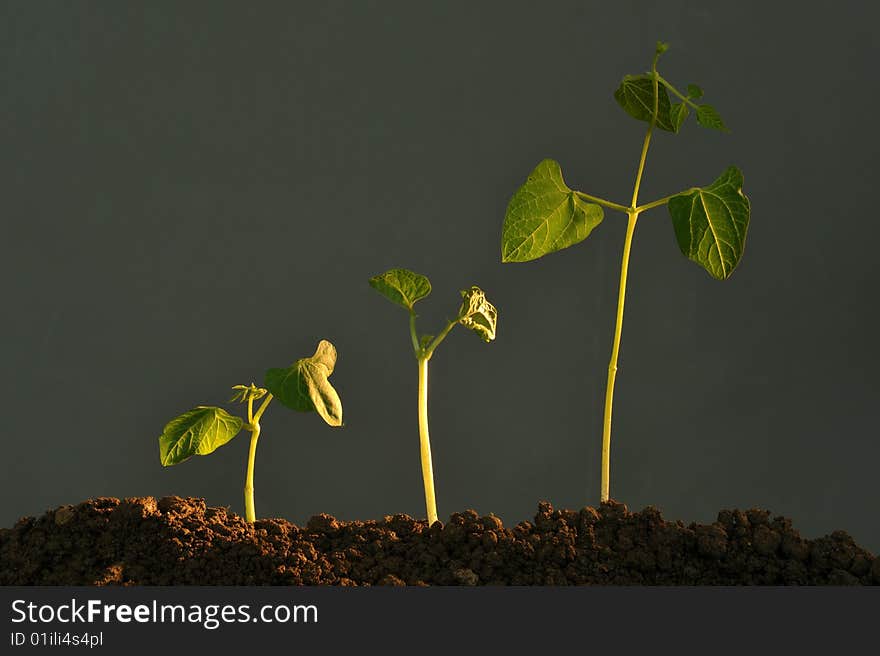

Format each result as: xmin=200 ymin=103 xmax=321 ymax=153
xmin=630 ymin=125 xmax=654 ymax=209
xmin=244 ymin=423 xmax=261 ymax=523
xmin=600 ymin=53 xmax=662 ymax=503
xmin=600 ymin=210 xmax=639 ymax=502
xmin=417 ymin=356 xmax=439 ymax=525
xmin=243 ymin=393 xmax=273 ymax=523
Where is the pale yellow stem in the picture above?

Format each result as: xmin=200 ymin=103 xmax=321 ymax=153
xmin=244 ymin=423 xmax=260 ymax=523
xmin=417 ymin=357 xmax=439 ymax=525
xmin=601 ymin=211 xmax=639 ymax=502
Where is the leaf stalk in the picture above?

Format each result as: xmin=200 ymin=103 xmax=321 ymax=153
xmin=574 ymin=191 xmax=631 ymax=214
xmin=656 ymin=74 xmax=699 ymax=110
xmin=409 ymin=312 xmax=420 ymax=355
xmin=635 ymin=190 xmax=697 ymax=213
xmin=424 ymin=319 xmax=458 ymax=359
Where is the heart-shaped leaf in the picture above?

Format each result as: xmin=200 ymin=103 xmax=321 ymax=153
xmin=696 ymin=104 xmax=728 ymax=132
xmin=458 ymin=286 xmax=498 ymax=342
xmin=159 ymin=406 xmax=243 ymax=466
xmin=265 ymin=340 xmax=343 ymax=426
xmin=687 ymin=83 xmax=704 ymax=99
xmin=667 ymin=166 xmax=750 ymax=280
xmin=369 ymin=268 xmax=431 ymax=311
xmin=501 ymin=159 xmax=604 ymax=263
xmin=614 ymin=75 xmax=678 ymax=132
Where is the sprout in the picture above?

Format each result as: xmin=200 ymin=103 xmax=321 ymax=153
xmin=158 ymin=340 xmax=343 ymax=522
xmin=370 ymin=268 xmax=498 ymax=525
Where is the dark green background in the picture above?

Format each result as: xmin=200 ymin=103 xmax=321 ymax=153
xmin=3 ymin=1 xmax=878 ymax=553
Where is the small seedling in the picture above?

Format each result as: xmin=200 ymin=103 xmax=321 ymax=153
xmin=370 ymin=268 xmax=498 ymax=525
xmin=158 ymin=340 xmax=343 ymax=522
xmin=501 ymin=42 xmax=750 ymax=502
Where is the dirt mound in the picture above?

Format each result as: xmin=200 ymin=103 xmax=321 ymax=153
xmin=1 ymin=497 xmax=876 ymax=585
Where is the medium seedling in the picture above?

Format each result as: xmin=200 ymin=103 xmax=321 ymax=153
xmin=158 ymin=340 xmax=343 ymax=522
xmin=370 ymin=268 xmax=498 ymax=525
xmin=501 ymin=42 xmax=750 ymax=502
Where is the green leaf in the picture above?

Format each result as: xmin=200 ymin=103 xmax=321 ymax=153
xmin=614 ymin=75 xmax=677 ymax=132
xmin=696 ymin=104 xmax=728 ymax=132
xmin=458 ymin=286 xmax=498 ymax=342
xmin=687 ymin=83 xmax=703 ymax=99
xmin=369 ymin=268 xmax=431 ymax=311
xmin=264 ymin=340 xmax=343 ymax=426
xmin=667 ymin=166 xmax=750 ymax=280
xmin=159 ymin=406 xmax=243 ymax=466
xmin=501 ymin=159 xmax=604 ymax=263
xmin=670 ymin=102 xmax=689 ymax=131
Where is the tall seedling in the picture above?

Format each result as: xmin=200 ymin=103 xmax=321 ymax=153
xmin=501 ymin=43 xmax=750 ymax=502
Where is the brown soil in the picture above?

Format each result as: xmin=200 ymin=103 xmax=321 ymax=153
xmin=1 ymin=497 xmax=877 ymax=585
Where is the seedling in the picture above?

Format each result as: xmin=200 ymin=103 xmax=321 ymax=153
xmin=501 ymin=42 xmax=750 ymax=502
xmin=370 ymin=268 xmax=498 ymax=525
xmin=158 ymin=340 xmax=343 ymax=522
